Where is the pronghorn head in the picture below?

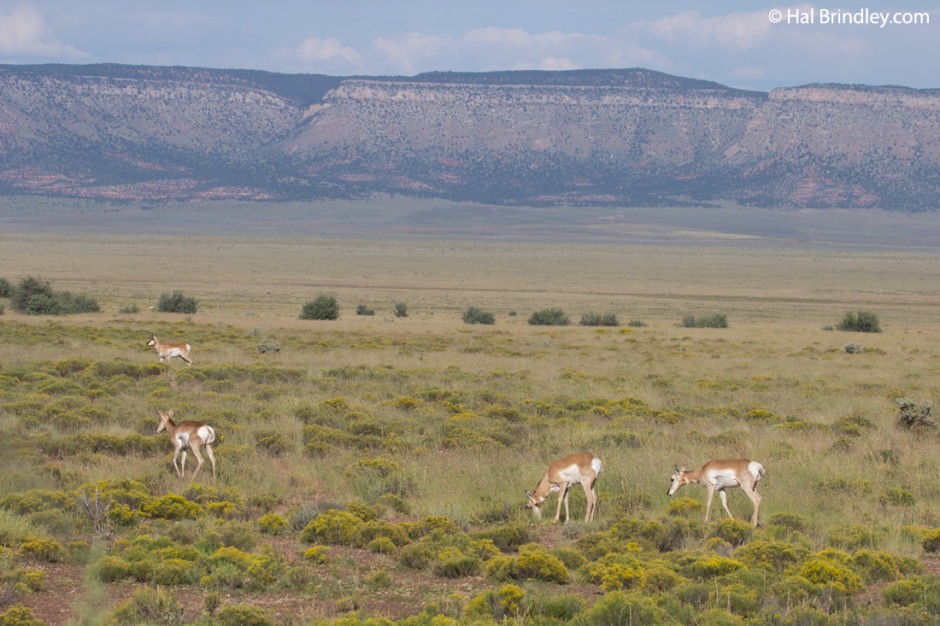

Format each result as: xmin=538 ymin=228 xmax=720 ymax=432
xmin=667 ymin=464 xmax=688 ymax=496
xmin=147 ymin=333 xmax=157 ymax=347
xmin=156 ymin=409 xmax=174 ymax=433
xmin=524 ymin=489 xmax=544 ymax=519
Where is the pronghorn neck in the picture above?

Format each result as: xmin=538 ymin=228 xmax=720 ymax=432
xmin=682 ymin=467 xmax=706 ymax=484
xmin=532 ymin=476 xmax=554 ymax=502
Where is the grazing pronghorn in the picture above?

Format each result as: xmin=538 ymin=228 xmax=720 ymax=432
xmin=147 ymin=333 xmax=192 ymax=365
xmin=667 ymin=459 xmax=765 ymax=526
xmin=156 ymin=410 xmax=217 ymax=479
xmin=525 ymin=452 xmax=602 ymax=523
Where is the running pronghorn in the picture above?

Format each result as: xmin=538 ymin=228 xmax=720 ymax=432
xmin=147 ymin=333 xmax=192 ymax=365
xmin=156 ymin=410 xmax=217 ymax=479
xmin=667 ymin=458 xmax=765 ymax=526
xmin=525 ymin=452 xmax=602 ymax=523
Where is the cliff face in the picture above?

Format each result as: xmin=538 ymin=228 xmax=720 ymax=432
xmin=1 ymin=64 xmax=938 ymax=210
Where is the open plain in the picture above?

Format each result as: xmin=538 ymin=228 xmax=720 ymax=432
xmin=1 ymin=200 xmax=940 ymax=625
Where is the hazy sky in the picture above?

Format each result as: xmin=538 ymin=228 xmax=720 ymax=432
xmin=1 ymin=1 xmax=937 ymax=91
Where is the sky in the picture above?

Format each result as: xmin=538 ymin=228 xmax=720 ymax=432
xmin=0 ymin=1 xmax=938 ymax=92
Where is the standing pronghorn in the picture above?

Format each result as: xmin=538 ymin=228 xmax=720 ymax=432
xmin=156 ymin=410 xmax=217 ymax=479
xmin=147 ymin=333 xmax=192 ymax=365
xmin=525 ymin=452 xmax=602 ymax=523
xmin=667 ymin=459 xmax=765 ymax=526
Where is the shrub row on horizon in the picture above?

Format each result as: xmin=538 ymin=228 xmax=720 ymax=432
xmin=0 ymin=278 xmax=883 ymax=333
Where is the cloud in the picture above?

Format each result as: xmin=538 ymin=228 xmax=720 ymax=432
xmin=636 ymin=9 xmax=774 ymax=52
xmin=368 ymin=27 xmax=663 ymax=75
xmin=0 ymin=6 xmax=84 ymax=59
xmin=290 ymin=26 xmax=662 ymax=76
xmin=295 ymin=36 xmax=362 ymax=71
xmin=288 ymin=7 xmax=938 ymax=90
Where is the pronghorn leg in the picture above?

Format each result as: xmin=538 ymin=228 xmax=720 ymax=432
xmin=180 ymin=450 xmax=188 ymax=478
xmin=190 ymin=444 xmax=204 ymax=479
xmin=590 ymin=486 xmax=598 ymax=522
xmin=704 ymin=485 xmax=716 ymax=522
xmin=582 ymin=478 xmax=596 ymax=522
xmin=744 ymin=487 xmax=762 ymax=526
xmin=719 ymin=490 xmax=734 ymax=519
xmin=555 ymin=483 xmax=568 ymax=523
xmin=205 ymin=444 xmax=217 ymax=478
xmin=172 ymin=448 xmax=183 ymax=477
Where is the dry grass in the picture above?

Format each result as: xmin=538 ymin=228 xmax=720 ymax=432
xmin=2 ymin=226 xmax=940 ymax=623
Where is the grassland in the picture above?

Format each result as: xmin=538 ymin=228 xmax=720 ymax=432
xmin=1 ymin=209 xmax=940 ymax=625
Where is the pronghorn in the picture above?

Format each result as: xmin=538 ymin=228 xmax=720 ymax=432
xmin=147 ymin=333 xmax=192 ymax=365
xmin=525 ymin=452 xmax=602 ymax=523
xmin=667 ymin=459 xmax=765 ymax=526
xmin=156 ymin=410 xmax=217 ymax=479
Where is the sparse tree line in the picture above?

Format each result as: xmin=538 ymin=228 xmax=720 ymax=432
xmin=0 ymin=278 xmax=886 ymax=336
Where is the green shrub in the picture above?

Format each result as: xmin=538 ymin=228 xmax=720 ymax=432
xmin=156 ymin=290 xmax=198 ymax=314
xmin=0 ymin=605 xmax=44 ymax=626
xmin=118 ymin=303 xmax=140 ymax=314
xmin=356 ymin=303 xmax=375 ymax=315
xmin=398 ymin=542 xmax=435 ymax=570
xmin=142 ymin=494 xmax=202 ymax=521
xmin=687 ymin=554 xmax=745 ymax=580
xmin=0 ymin=277 xmax=10 ymax=297
xmin=470 ymin=523 xmax=531 ymax=551
xmin=299 ymin=294 xmax=339 ymax=320
xmin=528 ymin=307 xmax=570 ymax=326
xmin=896 ymin=397 xmax=935 ymax=429
xmin=682 ymin=313 xmax=728 ymax=328
xmin=344 ymin=456 xmax=416 ymax=502
xmin=799 ymin=555 xmax=863 ymax=594
xmin=880 ymin=487 xmax=915 ymax=507
xmin=463 ymin=306 xmax=495 ymax=325
xmin=353 ymin=520 xmax=410 ymax=548
xmin=923 ymin=528 xmax=940 ymax=553
xmin=303 ymin=546 xmax=331 ymax=564
xmin=300 ymin=509 xmax=363 ymax=545
xmin=666 ymin=497 xmax=704 ymax=519
xmin=580 ymin=311 xmax=619 ymax=326
xmin=486 ymin=543 xmax=569 ymax=584
xmin=586 ymin=554 xmax=646 ymax=591
xmin=884 ymin=577 xmax=926 ymax=607
xmin=710 ymin=519 xmax=754 ymax=547
xmin=465 ymin=584 xmax=527 ymax=621
xmin=735 ymin=539 xmax=809 ymax=570
xmin=368 ymin=536 xmax=398 ymax=554
xmin=393 ymin=302 xmax=408 ymax=318
xmin=433 ymin=547 xmax=482 ymax=578
xmin=214 ymin=603 xmax=274 ymax=626
xmin=257 ymin=513 xmax=287 ymax=535
xmin=530 ymin=592 xmax=585 ymax=621
xmin=9 ymin=276 xmax=53 ymax=311
xmin=110 ymin=586 xmax=184 ymax=625
xmin=94 ymin=555 xmax=132 ymax=582
xmin=851 ymin=549 xmax=907 ymax=582
xmin=19 ymin=537 xmax=67 ymax=562
xmin=836 ymin=310 xmax=882 ymax=333
xmin=9 ymin=276 xmax=100 ymax=315
xmin=575 ymin=590 xmax=677 ymax=625
xmin=255 ymin=431 xmax=289 ymax=456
